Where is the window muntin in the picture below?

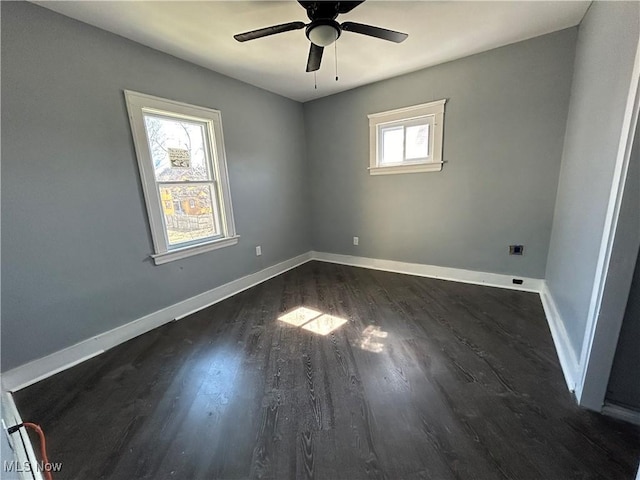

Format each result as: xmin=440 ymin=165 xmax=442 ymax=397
xmin=368 ymin=99 xmax=446 ymax=175
xmin=125 ymin=91 xmax=238 ymax=264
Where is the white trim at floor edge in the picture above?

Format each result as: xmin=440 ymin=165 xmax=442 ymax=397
xmin=602 ymin=402 xmax=640 ymax=427
xmin=311 ymin=251 xmax=543 ymax=293
xmin=1 ymin=251 xmax=313 ymax=392
xmin=1 ymin=390 xmax=44 ymax=480
xmin=538 ymin=282 xmax=581 ymax=393
xmin=311 ymin=252 xmax=583 ymax=395
xmin=3 ymin=252 xmax=578 ymax=408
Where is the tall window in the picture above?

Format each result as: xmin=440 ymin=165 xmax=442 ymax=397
xmin=125 ymin=91 xmax=238 ymax=265
xmin=368 ymin=99 xmax=446 ymax=175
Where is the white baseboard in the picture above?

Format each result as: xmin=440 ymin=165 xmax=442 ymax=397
xmin=539 ymin=282 xmax=580 ymax=392
xmin=602 ymin=402 xmax=640 ymax=426
xmin=311 ymin=251 xmax=543 ymax=293
xmin=2 ymin=250 xmax=576 ymax=404
xmin=311 ymin=252 xmax=582 ymax=395
xmin=1 ymin=252 xmax=313 ymax=392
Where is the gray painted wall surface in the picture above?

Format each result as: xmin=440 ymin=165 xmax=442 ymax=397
xmin=545 ymin=2 xmax=640 ymax=358
xmin=0 ymin=433 xmax=19 ymax=480
xmin=304 ymin=29 xmax=576 ymax=279
xmin=606 ymin=119 xmax=640 ymax=411
xmin=1 ymin=2 xmax=310 ymax=371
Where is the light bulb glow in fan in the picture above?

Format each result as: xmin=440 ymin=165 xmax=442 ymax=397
xmin=308 ymin=24 xmax=339 ymax=47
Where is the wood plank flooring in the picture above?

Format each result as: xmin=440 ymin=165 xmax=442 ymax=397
xmin=13 ymin=261 xmax=640 ymax=479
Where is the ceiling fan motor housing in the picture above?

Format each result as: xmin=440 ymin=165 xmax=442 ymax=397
xmin=306 ymin=19 xmax=341 ymax=47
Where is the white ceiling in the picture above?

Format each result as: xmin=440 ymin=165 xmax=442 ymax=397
xmin=35 ymin=1 xmax=590 ymax=102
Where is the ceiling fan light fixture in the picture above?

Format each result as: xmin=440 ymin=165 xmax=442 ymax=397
xmin=234 ymin=2 xmax=409 ymax=73
xmin=307 ymin=21 xmax=340 ymax=47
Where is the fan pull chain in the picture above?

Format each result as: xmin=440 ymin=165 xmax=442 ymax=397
xmin=335 ymin=41 xmax=339 ymax=81
xmin=314 ymin=71 xmax=317 ymax=90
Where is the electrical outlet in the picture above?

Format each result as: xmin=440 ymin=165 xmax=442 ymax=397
xmin=256 ymin=246 xmax=262 ymax=256
xmin=509 ymin=245 xmax=524 ymax=255
xmin=353 ymin=236 xmax=359 ymax=246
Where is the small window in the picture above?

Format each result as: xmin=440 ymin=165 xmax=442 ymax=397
xmin=368 ymin=99 xmax=446 ymax=175
xmin=125 ymin=91 xmax=238 ymax=265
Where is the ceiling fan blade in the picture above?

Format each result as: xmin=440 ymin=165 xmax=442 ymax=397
xmin=337 ymin=1 xmax=365 ymax=14
xmin=306 ymin=43 xmax=324 ymax=72
xmin=234 ymin=21 xmax=305 ymax=42
xmin=341 ymin=22 xmax=408 ymax=43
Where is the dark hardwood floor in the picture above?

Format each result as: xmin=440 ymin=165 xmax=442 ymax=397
xmin=14 ymin=261 xmax=640 ymax=479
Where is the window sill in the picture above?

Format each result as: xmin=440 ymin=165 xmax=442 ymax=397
xmin=369 ymin=162 xmax=443 ymax=176
xmin=151 ymin=235 xmax=240 ymax=265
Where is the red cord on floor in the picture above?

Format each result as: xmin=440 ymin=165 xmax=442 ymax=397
xmin=23 ymin=423 xmax=54 ymax=480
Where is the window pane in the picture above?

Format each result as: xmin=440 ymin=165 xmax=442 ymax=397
xmin=405 ymin=124 xmax=429 ymax=160
xmin=381 ymin=126 xmax=404 ymax=164
xmin=160 ymin=184 xmax=220 ymax=247
xmin=144 ymin=115 xmax=211 ymax=182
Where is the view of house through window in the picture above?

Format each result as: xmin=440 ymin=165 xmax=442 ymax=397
xmin=144 ymin=114 xmax=221 ymax=246
xmin=125 ymin=91 xmax=237 ymax=265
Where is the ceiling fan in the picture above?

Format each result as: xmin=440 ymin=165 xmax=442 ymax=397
xmin=234 ymin=1 xmax=408 ymax=73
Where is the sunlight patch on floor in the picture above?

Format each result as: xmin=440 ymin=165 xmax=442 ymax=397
xmin=277 ymin=306 xmax=347 ymax=335
xmin=277 ymin=306 xmax=323 ymax=327
xmin=360 ymin=325 xmax=388 ymax=353
xmin=302 ymin=314 xmax=348 ymax=335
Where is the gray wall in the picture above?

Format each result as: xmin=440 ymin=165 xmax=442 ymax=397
xmin=304 ymin=29 xmax=576 ymax=279
xmin=581 ymin=105 xmax=640 ymax=410
xmin=545 ymin=1 xmax=640 ymax=359
xmin=0 ymin=433 xmax=19 ymax=480
xmin=1 ymin=1 xmax=311 ymax=371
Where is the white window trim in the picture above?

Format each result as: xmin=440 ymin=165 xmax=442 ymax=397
xmin=124 ymin=90 xmax=238 ymax=265
xmin=368 ymin=99 xmax=446 ymax=175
